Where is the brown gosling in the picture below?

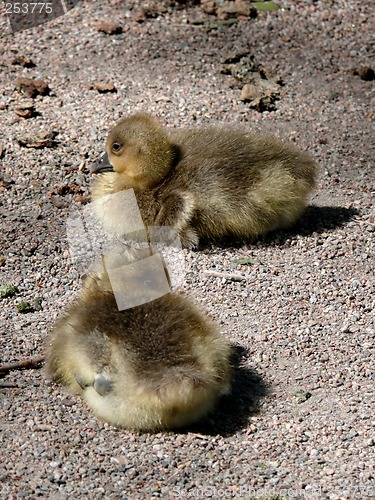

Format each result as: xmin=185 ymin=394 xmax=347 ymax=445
xmin=45 ymin=250 xmax=232 ymax=431
xmin=91 ymin=113 xmax=318 ymax=248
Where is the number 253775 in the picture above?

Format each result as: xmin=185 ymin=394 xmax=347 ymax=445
xmin=5 ymin=3 xmax=53 ymax=14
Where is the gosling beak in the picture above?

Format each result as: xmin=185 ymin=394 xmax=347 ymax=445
xmin=91 ymin=152 xmax=114 ymax=174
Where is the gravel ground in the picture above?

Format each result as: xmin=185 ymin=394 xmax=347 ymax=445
xmin=0 ymin=1 xmax=374 ymax=498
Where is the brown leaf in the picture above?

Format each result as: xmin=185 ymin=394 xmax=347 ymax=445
xmin=201 ymin=1 xmax=216 ymax=15
xmin=15 ymin=104 xmax=35 ymax=119
xmin=73 ymin=194 xmax=90 ymax=205
xmin=0 ymin=173 xmax=14 ymax=189
xmin=90 ymin=82 xmax=117 ymax=93
xmin=53 ymin=183 xmax=85 ymax=196
xmin=10 ymin=55 xmax=35 ymax=68
xmin=16 ymin=130 xmax=57 ymax=148
xmin=94 ymin=21 xmax=123 ymax=35
xmin=240 ymin=83 xmax=260 ymax=102
xmin=240 ymin=77 xmax=280 ymax=111
xmin=14 ymin=77 xmax=50 ymax=98
xmin=48 ymin=184 xmax=87 ymax=206
xmin=352 ymin=66 xmax=374 ymax=81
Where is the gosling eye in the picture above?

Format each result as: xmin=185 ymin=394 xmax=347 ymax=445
xmin=111 ymin=142 xmax=122 ymax=153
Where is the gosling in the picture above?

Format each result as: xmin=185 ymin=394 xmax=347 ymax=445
xmin=91 ymin=113 xmax=317 ymax=248
xmin=45 ymin=249 xmax=232 ymax=431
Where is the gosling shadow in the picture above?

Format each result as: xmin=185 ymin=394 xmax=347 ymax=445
xmin=185 ymin=344 xmax=269 ymax=437
xmin=281 ymin=204 xmax=360 ymax=238
xmin=199 ymin=205 xmax=360 ymax=250
xmin=259 ymin=205 xmax=360 ymax=248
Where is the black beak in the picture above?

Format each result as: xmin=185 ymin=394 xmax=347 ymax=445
xmin=91 ymin=152 xmax=114 ymax=174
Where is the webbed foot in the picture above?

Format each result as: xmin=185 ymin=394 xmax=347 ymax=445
xmin=94 ymin=374 xmax=114 ymax=396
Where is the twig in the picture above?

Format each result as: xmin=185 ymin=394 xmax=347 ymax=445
xmin=0 ymin=382 xmax=19 ymax=388
xmin=0 ymin=355 xmax=45 ymax=375
xmin=203 ymin=270 xmax=248 ymax=282
xmin=188 ymin=432 xmax=209 ymax=440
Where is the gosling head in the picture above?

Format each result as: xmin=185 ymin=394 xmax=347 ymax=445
xmin=91 ymin=113 xmax=174 ymax=191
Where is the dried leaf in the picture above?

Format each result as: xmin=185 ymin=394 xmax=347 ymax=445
xmin=94 ymin=21 xmax=123 ymax=35
xmin=17 ymin=301 xmax=34 ymax=313
xmin=251 ymin=2 xmax=279 ymax=12
xmin=16 ymin=130 xmax=57 ymax=148
xmin=235 ymin=257 xmax=254 ymax=266
xmin=0 ymin=284 xmax=19 ymax=299
xmin=90 ymin=82 xmax=117 ymax=93
xmin=14 ymin=77 xmax=50 ymax=98
xmin=352 ymin=66 xmax=374 ymax=81
xmin=15 ymin=104 xmax=35 ymax=118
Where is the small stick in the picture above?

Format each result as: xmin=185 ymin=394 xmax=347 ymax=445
xmin=188 ymin=432 xmax=209 ymax=440
xmin=203 ymin=270 xmax=248 ymax=282
xmin=0 ymin=355 xmax=45 ymax=375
